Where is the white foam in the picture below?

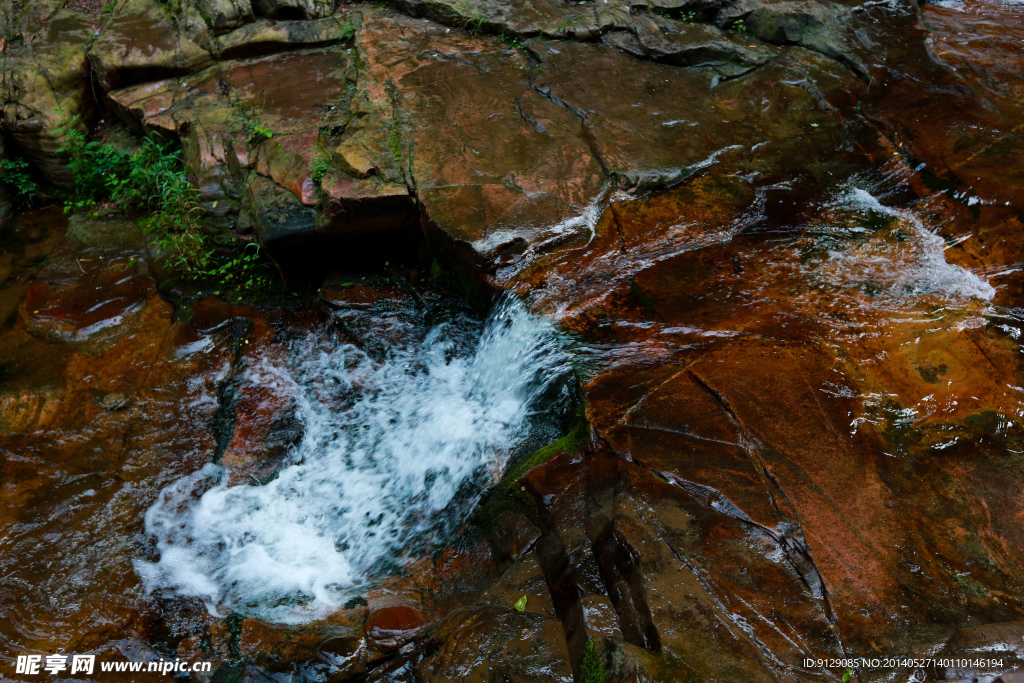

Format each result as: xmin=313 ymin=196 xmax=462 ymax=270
xmin=818 ymin=187 xmax=996 ymax=303
xmin=137 ymin=295 xmax=571 ymax=624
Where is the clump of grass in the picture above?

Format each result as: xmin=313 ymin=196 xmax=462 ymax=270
xmin=337 ymin=21 xmax=356 ymax=41
xmin=730 ymin=18 xmax=751 ymax=34
xmin=55 ymin=109 xmax=277 ymax=295
xmin=581 ymin=639 xmax=607 ymax=683
xmin=233 ymin=103 xmax=273 ymax=147
xmin=57 ymin=110 xmax=200 ymax=228
xmin=309 ymin=148 xmax=332 ymax=185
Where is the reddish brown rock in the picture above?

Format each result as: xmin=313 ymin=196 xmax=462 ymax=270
xmin=365 ymin=604 xmax=425 ymax=650
xmin=17 ymin=215 xmax=155 ymax=353
xmin=320 ymin=171 xmax=414 ymax=235
xmin=865 ymin=0 xmax=1024 ymax=212
xmin=414 ymin=604 xmax=574 ymax=682
xmin=218 ymin=354 xmax=304 ymax=485
xmin=0 ymin=383 xmax=63 ymax=435
xmin=359 ymin=14 xmax=606 ymax=269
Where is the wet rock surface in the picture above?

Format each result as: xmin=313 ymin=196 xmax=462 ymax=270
xmin=2 ymin=0 xmax=1024 ymax=680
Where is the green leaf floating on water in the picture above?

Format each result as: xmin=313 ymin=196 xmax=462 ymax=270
xmin=514 ymin=595 xmax=527 ymax=612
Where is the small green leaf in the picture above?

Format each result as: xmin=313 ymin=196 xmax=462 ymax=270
xmin=842 ymin=670 xmax=852 ymax=682
xmin=514 ymin=595 xmax=527 ymax=612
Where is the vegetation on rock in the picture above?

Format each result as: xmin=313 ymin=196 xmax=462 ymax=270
xmin=55 ymin=110 xmax=278 ymax=295
xmin=580 ymin=638 xmax=607 ymax=683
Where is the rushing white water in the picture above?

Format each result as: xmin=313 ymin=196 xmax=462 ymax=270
xmin=816 ymin=186 xmax=996 ymax=303
xmin=137 ymin=295 xmax=572 ymax=624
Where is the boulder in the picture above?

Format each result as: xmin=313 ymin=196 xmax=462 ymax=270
xmin=88 ymin=0 xmax=214 ymax=91
xmin=360 ymin=14 xmax=606 ymax=270
xmin=197 ymin=0 xmax=255 ymax=32
xmin=109 ymin=45 xmax=352 ymax=226
xmin=0 ymin=10 xmax=92 ymax=186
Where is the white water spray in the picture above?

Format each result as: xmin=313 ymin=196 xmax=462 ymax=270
xmin=137 ymin=295 xmax=571 ymax=624
xmin=818 ymin=187 xmax=996 ymax=303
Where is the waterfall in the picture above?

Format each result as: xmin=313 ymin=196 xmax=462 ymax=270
xmin=136 ymin=294 xmax=572 ymax=624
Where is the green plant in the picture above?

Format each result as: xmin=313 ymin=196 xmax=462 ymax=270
xmin=842 ymin=670 xmax=853 ymax=682
xmin=234 ymin=104 xmax=273 ymax=146
xmin=449 ymin=0 xmax=487 ymax=32
xmin=731 ymin=18 xmax=750 ymax=34
xmin=514 ymin=595 xmax=527 ymax=612
xmin=679 ymin=10 xmax=696 ymax=21
xmin=580 ymin=639 xmax=606 ymax=683
xmin=54 ymin=108 xmax=278 ymax=294
xmin=555 ymin=16 xmax=576 ymax=33
xmin=499 ymin=33 xmax=525 ymax=51
xmin=309 ymin=148 xmax=332 ymax=185
xmin=57 ymin=112 xmax=195 ymax=219
xmin=386 ymin=126 xmax=402 ymax=163
xmin=0 ymin=156 xmax=38 ymax=199
xmin=337 ymin=21 xmax=356 ymax=41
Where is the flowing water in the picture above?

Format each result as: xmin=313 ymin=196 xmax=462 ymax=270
xmin=138 ymin=294 xmax=573 ymax=624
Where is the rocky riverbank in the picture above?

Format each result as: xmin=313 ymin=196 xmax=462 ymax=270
xmin=2 ymin=0 xmax=1024 ymax=679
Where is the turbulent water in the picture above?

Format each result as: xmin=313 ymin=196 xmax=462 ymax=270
xmin=815 ymin=186 xmax=996 ymax=303
xmin=136 ymin=295 xmax=572 ymax=624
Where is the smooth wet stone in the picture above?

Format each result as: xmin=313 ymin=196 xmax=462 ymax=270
xmin=0 ymin=215 xmax=234 ymax=671
xmin=365 ymin=604 xmax=424 ymax=650
xmin=897 ymin=0 xmax=1024 ymax=212
xmin=219 ymin=358 xmax=305 ymax=484
xmin=414 ymin=604 xmax=574 ymax=682
xmin=233 ymin=610 xmax=366 ymax=671
xmin=318 ymin=280 xmax=410 ymax=310
xmin=17 ymin=216 xmax=157 ymax=353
